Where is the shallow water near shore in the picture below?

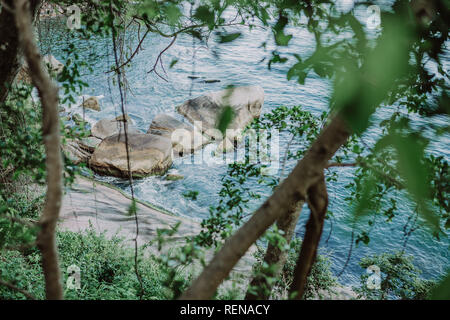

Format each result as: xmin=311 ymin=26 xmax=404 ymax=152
xmin=41 ymin=5 xmax=449 ymax=288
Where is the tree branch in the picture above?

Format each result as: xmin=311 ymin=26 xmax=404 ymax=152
xmin=15 ymin=0 xmax=63 ymax=300
xmin=245 ymin=200 xmax=305 ymax=300
xmin=326 ymin=162 xmax=357 ymax=168
xmin=106 ymin=29 xmax=150 ymax=73
xmin=289 ymin=173 xmax=328 ymax=299
xmin=180 ymin=115 xmax=350 ymax=299
xmin=148 ymin=35 xmax=178 ymax=81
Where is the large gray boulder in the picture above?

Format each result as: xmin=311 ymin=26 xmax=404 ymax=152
xmin=91 ymin=115 xmax=141 ymax=140
xmin=147 ymin=113 xmax=208 ymax=155
xmin=89 ymin=133 xmax=173 ymax=178
xmin=176 ymin=85 xmax=264 ymax=140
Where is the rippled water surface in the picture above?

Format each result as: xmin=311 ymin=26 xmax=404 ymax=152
xmin=42 ymin=5 xmax=449 ymax=286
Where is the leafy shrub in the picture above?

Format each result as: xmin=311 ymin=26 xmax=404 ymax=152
xmin=0 ymin=228 xmax=189 ymax=300
xmin=354 ymin=251 xmax=436 ymax=300
xmin=251 ymin=237 xmax=337 ymax=300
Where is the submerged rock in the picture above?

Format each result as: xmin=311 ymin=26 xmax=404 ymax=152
xmin=165 ymin=173 xmax=184 ymax=181
xmin=176 ymin=85 xmax=264 ymax=140
xmin=91 ymin=116 xmax=141 ymax=140
xmin=202 ymin=79 xmax=221 ymax=84
xmin=148 ymin=113 xmax=208 ymax=155
xmin=89 ymin=133 xmax=173 ymax=178
xmin=79 ymin=96 xmax=101 ymax=111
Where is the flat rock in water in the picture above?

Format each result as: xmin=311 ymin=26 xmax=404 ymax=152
xmin=202 ymin=79 xmax=221 ymax=83
xmin=89 ymin=133 xmax=173 ymax=178
xmin=58 ymin=176 xmax=257 ymax=292
xmin=148 ymin=113 xmax=208 ymax=155
xmin=176 ymin=85 xmax=264 ymax=140
xmin=59 ymin=176 xmax=200 ymax=249
xmin=91 ymin=116 xmax=140 ymax=140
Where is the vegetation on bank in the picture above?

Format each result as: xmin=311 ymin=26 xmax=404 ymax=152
xmin=0 ymin=226 xmax=336 ymax=300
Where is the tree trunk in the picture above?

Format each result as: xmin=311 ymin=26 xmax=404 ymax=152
xmin=289 ymin=174 xmax=328 ymax=299
xmin=245 ymin=200 xmax=304 ymax=300
xmin=15 ymin=0 xmax=64 ymax=300
xmin=0 ymin=0 xmax=41 ymax=103
xmin=180 ymin=116 xmax=350 ymax=300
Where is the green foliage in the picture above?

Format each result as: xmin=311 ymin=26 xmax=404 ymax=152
xmin=0 ymin=84 xmax=46 ymax=184
xmin=0 ymin=228 xmax=188 ymax=300
xmin=216 ymin=31 xmax=242 ymax=43
xmin=250 ymin=237 xmax=337 ymax=300
xmin=354 ymin=251 xmax=436 ymax=300
xmin=58 ymin=42 xmax=91 ymax=106
xmin=195 ymin=105 xmax=325 ymax=247
xmin=2 ymin=0 xmax=448 ymax=300
xmin=0 ymin=192 xmax=42 ymax=253
xmin=144 ymin=222 xmax=205 ymax=299
xmin=347 ymin=112 xmax=449 ymax=245
xmin=217 ymin=106 xmax=235 ymax=136
xmin=0 ymin=249 xmax=45 ymax=299
xmin=182 ymin=190 xmax=199 ymax=201
xmin=430 ymin=271 xmax=450 ymax=300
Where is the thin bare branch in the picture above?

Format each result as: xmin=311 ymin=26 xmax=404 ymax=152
xmin=148 ymin=35 xmax=178 ymax=81
xmin=106 ymin=29 xmax=150 ymax=73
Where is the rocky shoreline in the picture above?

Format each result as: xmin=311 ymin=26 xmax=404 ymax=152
xmin=58 ymin=175 xmax=357 ymax=300
xmin=58 ymin=175 xmax=258 ymax=296
xmin=17 ymin=55 xmax=265 ymax=179
xmin=64 ymin=85 xmax=265 ymax=178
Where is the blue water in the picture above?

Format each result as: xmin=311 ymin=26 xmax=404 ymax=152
xmin=42 ymin=3 xmax=449 ymax=287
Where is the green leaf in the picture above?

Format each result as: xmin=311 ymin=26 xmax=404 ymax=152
xmin=164 ymin=3 xmax=182 ymax=25
xmin=217 ymin=106 xmax=234 ymax=136
xmin=273 ymin=14 xmax=292 ymax=46
xmin=275 ymin=32 xmax=292 ymax=46
xmin=430 ymin=272 xmax=450 ymax=299
xmin=169 ymin=59 xmax=178 ymax=68
xmin=194 ymin=5 xmax=215 ymax=28
xmin=377 ymin=133 xmax=440 ymax=232
xmin=217 ymin=32 xmax=241 ymax=43
xmin=353 ymin=174 xmax=377 ymax=220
